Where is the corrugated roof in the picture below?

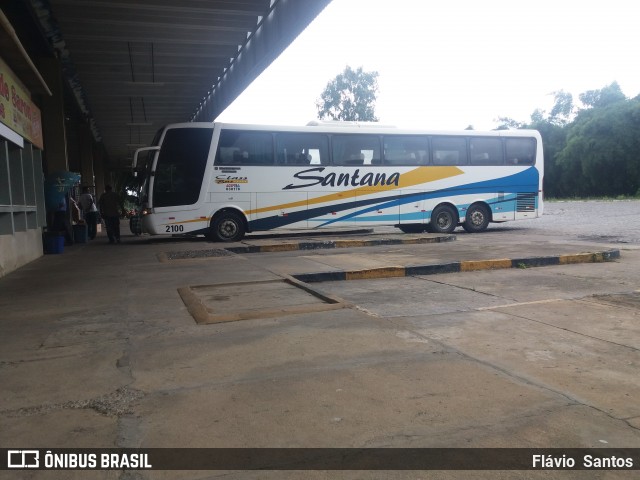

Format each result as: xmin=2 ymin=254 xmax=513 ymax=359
xmin=30 ymin=0 xmax=331 ymax=168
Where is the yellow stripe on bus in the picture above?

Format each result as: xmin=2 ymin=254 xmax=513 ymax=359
xmin=246 ymin=166 xmax=463 ymax=216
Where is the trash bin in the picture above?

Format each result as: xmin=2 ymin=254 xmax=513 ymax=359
xmin=73 ymin=223 xmax=88 ymax=243
xmin=43 ymin=233 xmax=65 ymax=254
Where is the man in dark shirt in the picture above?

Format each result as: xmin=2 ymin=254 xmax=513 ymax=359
xmin=98 ymin=185 xmax=124 ymax=244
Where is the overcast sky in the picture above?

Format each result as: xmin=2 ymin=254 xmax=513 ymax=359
xmin=216 ymin=0 xmax=640 ymax=130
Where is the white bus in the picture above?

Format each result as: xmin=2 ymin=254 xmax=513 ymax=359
xmin=132 ymin=122 xmax=543 ymax=242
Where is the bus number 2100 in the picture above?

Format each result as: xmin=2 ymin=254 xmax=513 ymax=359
xmin=165 ymin=225 xmax=184 ymax=233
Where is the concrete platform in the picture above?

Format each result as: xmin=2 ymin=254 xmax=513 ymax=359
xmin=1 ymin=222 xmax=639 ymax=477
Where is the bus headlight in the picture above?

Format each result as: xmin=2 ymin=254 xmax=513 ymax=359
xmin=141 ymin=207 xmax=153 ymax=216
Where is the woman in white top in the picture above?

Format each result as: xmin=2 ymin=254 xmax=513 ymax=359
xmin=78 ymin=186 xmax=98 ymax=240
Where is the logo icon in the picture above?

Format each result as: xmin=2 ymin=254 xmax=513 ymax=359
xmin=7 ymin=450 xmax=39 ymax=468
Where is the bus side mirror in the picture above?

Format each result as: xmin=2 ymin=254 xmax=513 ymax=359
xmin=132 ymin=146 xmax=160 ymax=172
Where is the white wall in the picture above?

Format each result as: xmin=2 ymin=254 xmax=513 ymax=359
xmin=0 ymin=228 xmax=43 ymax=278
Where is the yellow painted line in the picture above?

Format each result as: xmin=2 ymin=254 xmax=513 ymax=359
xmin=333 ymin=240 xmax=368 ymax=248
xmin=346 ymin=266 xmax=406 ymax=280
xmin=246 ymin=166 xmax=464 ymax=215
xmin=396 ymin=237 xmax=427 ymax=245
xmin=559 ymin=252 xmax=602 ymax=264
xmin=460 ymin=259 xmax=512 ymax=272
xmin=259 ymin=243 xmax=299 ymax=253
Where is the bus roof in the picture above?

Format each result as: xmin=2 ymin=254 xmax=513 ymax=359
xmin=166 ymin=121 xmax=540 ymax=138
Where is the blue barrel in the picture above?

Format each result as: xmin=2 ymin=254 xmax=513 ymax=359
xmin=73 ymin=224 xmax=88 ymax=243
xmin=43 ymin=234 xmax=64 ymax=254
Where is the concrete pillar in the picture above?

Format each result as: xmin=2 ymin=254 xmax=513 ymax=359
xmin=93 ymin=147 xmax=105 ymax=197
xmin=38 ymin=57 xmax=68 ymax=174
xmin=79 ymin=125 xmax=94 ymax=187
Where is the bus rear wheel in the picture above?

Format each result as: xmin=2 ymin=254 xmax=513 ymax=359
xmin=427 ymin=204 xmax=458 ymax=234
xmin=209 ymin=211 xmax=245 ymax=242
xmin=463 ymin=203 xmax=490 ymax=233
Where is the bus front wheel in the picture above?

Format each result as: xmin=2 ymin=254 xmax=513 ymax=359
xmin=209 ymin=211 xmax=245 ymax=242
xmin=463 ymin=203 xmax=490 ymax=233
xmin=428 ymin=205 xmax=458 ymax=234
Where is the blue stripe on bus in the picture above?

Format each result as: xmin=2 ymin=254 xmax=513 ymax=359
xmin=315 ymin=167 xmax=538 ymax=227
xmin=311 ymin=194 xmax=519 ymax=226
xmin=248 ymin=167 xmax=539 ymax=231
xmin=322 ymin=193 xmax=524 ymax=224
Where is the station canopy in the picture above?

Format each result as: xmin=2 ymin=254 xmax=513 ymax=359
xmin=30 ymin=0 xmax=331 ymax=169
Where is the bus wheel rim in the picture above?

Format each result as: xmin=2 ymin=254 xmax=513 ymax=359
xmin=220 ymin=219 xmax=237 ymax=238
xmin=437 ymin=213 xmax=451 ymax=229
xmin=471 ymin=211 xmax=484 ymax=226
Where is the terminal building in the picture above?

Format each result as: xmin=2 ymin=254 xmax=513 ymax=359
xmin=0 ymin=0 xmax=330 ymax=276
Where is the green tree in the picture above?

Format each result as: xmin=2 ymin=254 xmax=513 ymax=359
xmin=494 ymin=84 xmax=640 ymax=198
xmin=557 ymin=96 xmax=640 ymax=196
xmin=529 ymin=92 xmax=574 ymax=197
xmin=579 ymin=82 xmax=626 ymax=109
xmin=316 ymin=66 xmax=379 ymax=121
xmin=494 ymin=117 xmax=526 ymax=130
xmin=530 ymin=119 xmax=570 ymax=197
xmin=548 ymin=90 xmax=574 ymax=125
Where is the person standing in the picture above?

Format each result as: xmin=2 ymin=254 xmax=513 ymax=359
xmin=52 ymin=193 xmax=74 ymax=245
xmin=77 ymin=186 xmax=98 ymax=240
xmin=98 ymin=184 xmax=124 ymax=244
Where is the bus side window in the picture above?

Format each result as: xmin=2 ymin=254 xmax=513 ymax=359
xmin=432 ymin=136 xmax=467 ymax=166
xmin=332 ymin=135 xmax=380 ymax=166
xmin=215 ymin=130 xmax=273 ymax=165
xmin=233 ymin=150 xmax=249 ymax=164
xmin=216 ymin=147 xmax=237 ymax=165
xmin=505 ymin=138 xmax=536 ymax=165
xmin=275 ymin=133 xmax=329 ymax=165
xmin=469 ymin=137 xmax=504 ymax=166
xmin=383 ymin=135 xmax=429 ymax=165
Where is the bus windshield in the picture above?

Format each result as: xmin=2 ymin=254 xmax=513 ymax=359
xmin=151 ymin=127 xmax=213 ymax=208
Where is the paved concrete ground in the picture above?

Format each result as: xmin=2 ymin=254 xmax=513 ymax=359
xmin=1 ymin=206 xmax=640 ymax=479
